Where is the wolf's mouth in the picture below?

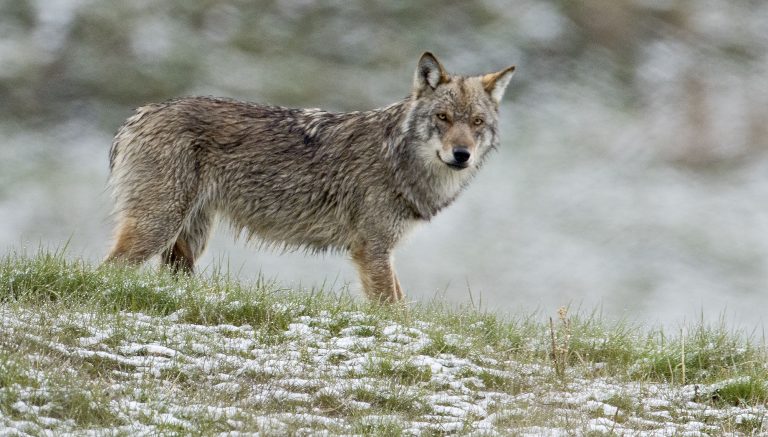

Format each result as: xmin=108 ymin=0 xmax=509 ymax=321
xmin=446 ymin=162 xmax=469 ymax=170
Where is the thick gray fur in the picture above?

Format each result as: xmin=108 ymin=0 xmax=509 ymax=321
xmin=106 ymin=52 xmax=515 ymax=302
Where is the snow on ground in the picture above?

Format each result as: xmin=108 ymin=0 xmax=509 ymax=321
xmin=0 ymin=307 xmax=765 ymax=435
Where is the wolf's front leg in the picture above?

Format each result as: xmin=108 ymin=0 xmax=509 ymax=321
xmin=351 ymin=241 xmax=403 ymax=303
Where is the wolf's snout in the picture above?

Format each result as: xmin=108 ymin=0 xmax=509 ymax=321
xmin=452 ymin=147 xmax=471 ymax=163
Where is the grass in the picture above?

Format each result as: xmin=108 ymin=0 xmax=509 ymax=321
xmin=0 ymin=250 xmax=766 ymax=434
xmin=711 ymin=377 xmax=768 ymax=406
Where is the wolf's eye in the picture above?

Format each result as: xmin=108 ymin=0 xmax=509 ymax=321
xmin=436 ymin=113 xmax=448 ymax=121
xmin=473 ymin=117 xmax=484 ymax=126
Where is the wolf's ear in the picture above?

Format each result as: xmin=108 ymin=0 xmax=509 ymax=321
xmin=481 ymin=65 xmax=516 ymax=104
xmin=413 ymin=52 xmax=449 ymax=95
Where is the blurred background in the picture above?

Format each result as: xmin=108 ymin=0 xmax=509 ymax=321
xmin=1 ymin=0 xmax=766 ymax=329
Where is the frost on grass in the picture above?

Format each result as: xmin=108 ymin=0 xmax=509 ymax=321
xmin=0 ymin=306 xmax=766 ymax=436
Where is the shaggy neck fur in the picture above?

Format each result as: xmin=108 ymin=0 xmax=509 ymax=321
xmin=382 ymin=98 xmax=483 ymax=221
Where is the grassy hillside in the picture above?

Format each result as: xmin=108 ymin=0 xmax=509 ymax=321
xmin=1 ymin=252 xmax=766 ymax=435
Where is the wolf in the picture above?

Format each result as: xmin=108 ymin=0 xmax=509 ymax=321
xmin=105 ymin=52 xmax=515 ymax=302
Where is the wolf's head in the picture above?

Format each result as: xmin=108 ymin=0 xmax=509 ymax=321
xmin=406 ymin=52 xmax=515 ymax=173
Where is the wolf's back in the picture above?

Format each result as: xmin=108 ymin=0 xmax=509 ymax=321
xmin=105 ymin=96 xmax=407 ymax=252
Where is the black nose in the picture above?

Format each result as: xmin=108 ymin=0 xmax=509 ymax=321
xmin=452 ymin=147 xmax=471 ymax=163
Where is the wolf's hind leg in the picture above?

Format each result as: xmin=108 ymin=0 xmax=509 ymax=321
xmin=106 ymin=137 xmax=203 ymax=271
xmin=105 ymin=214 xmax=182 ymax=266
xmin=351 ymin=242 xmax=403 ymax=303
xmin=162 ymin=238 xmax=194 ymax=274
xmin=161 ymin=210 xmax=214 ymax=274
